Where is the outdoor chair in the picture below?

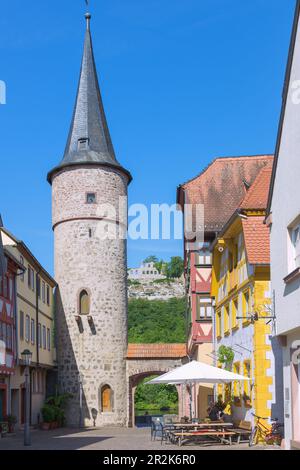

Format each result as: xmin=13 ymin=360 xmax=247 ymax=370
xmin=151 ymin=417 xmax=163 ymax=441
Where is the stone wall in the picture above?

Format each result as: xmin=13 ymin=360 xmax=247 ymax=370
xmin=128 ymin=278 xmax=185 ymax=301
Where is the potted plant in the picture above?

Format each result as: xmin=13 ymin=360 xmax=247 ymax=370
xmin=43 ymin=393 xmax=72 ymax=429
xmin=217 ymin=346 xmax=235 ymax=371
xmin=41 ymin=404 xmax=56 ymax=430
xmin=4 ymin=415 xmax=17 ymax=434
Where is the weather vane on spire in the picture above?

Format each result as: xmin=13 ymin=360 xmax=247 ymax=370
xmin=85 ymin=0 xmax=91 ymax=30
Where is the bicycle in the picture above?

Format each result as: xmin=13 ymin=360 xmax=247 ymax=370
xmin=249 ymin=413 xmax=284 ymax=447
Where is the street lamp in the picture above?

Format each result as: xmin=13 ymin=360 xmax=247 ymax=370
xmin=21 ymin=349 xmax=32 ymax=447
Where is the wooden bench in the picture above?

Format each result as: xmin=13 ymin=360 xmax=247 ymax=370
xmin=232 ymin=421 xmax=252 ymax=444
xmin=172 ymin=430 xmax=237 ymax=447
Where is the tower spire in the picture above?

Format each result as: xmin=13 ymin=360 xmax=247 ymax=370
xmin=85 ymin=12 xmax=91 ymax=31
xmin=47 ymin=10 xmax=132 ymax=184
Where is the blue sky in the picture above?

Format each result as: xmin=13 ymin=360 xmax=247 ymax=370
xmin=0 ymin=0 xmax=296 ymax=274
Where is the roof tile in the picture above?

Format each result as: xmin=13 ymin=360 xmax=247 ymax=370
xmin=127 ymin=344 xmax=187 ymax=359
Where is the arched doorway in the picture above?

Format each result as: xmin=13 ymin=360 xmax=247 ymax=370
xmin=128 ymin=372 xmax=179 ymax=427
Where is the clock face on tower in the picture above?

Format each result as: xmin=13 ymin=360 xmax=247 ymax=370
xmin=86 ymin=193 xmax=96 ymax=204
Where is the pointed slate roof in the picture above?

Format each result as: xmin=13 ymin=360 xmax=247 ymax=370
xmin=47 ymin=13 xmax=132 ymax=184
xmin=0 ymin=215 xmax=7 ymax=279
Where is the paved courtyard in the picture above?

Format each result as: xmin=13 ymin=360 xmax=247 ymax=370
xmin=0 ymin=427 xmax=280 ymax=451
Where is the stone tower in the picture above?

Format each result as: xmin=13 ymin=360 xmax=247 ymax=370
xmin=47 ymin=12 xmax=132 ymax=427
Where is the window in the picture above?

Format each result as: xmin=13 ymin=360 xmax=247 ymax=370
xmin=47 ymin=328 xmax=51 ymax=351
xmin=20 ymin=256 xmax=24 ymax=282
xmin=42 ymin=281 xmax=45 ymax=303
xmin=195 ymin=250 xmax=212 ymax=265
xmin=28 ymin=266 xmax=35 ymax=291
xmin=233 ymin=362 xmax=241 ymax=399
xmin=289 ymin=221 xmax=300 ymax=271
xmin=3 ymin=275 xmax=8 ymax=298
xmin=233 ymin=243 xmax=238 ymax=269
xmin=31 ymin=319 xmax=35 ymax=345
xmin=224 ymin=305 xmax=230 ymax=335
xmin=216 ymin=310 xmax=222 ymax=338
xmin=101 ymin=385 xmax=113 ymax=413
xmin=42 ymin=325 xmax=46 ymax=350
xmin=46 ymin=285 xmax=50 ymax=306
xmin=243 ymin=361 xmax=252 ymax=400
xmin=232 ymin=298 xmax=238 ymax=329
xmin=20 ymin=311 xmax=24 ymax=340
xmin=228 ymin=251 xmax=234 ymax=272
xmin=37 ymin=276 xmax=41 ymax=299
xmin=86 ymin=193 xmax=96 ymax=204
xmin=242 ymin=290 xmax=251 ymax=325
xmin=25 ymin=315 xmax=30 ymax=342
xmin=6 ymin=324 xmax=12 ymax=350
xmin=79 ymin=290 xmax=90 ymax=315
xmin=196 ymin=297 xmax=212 ymax=321
xmin=78 ymin=137 xmax=89 ymax=151
xmin=38 ymin=323 xmax=42 ymax=348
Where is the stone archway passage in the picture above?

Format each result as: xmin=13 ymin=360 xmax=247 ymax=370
xmin=126 ymin=344 xmax=187 ymax=427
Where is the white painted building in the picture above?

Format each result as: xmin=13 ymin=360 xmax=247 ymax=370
xmin=267 ymin=0 xmax=300 ymax=450
xmin=128 ymin=262 xmax=165 ymax=281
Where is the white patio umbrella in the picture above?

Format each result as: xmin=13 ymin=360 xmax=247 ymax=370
xmin=147 ymin=361 xmax=250 ymax=385
xmin=147 ymin=361 xmax=250 ymax=420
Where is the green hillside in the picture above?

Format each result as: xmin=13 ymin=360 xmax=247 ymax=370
xmin=128 ymin=297 xmax=186 ymax=344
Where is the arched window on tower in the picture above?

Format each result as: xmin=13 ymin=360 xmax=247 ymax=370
xmin=100 ymin=385 xmax=113 ymax=413
xmin=79 ymin=290 xmax=90 ymax=315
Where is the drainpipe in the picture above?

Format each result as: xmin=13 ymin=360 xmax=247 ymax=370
xmin=36 ymin=271 xmax=40 ymax=368
xmin=13 ymin=273 xmax=19 ymax=366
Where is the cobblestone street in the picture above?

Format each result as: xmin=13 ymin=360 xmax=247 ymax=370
xmin=0 ymin=427 xmax=280 ymax=451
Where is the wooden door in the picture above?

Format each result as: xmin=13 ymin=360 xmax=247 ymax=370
xmin=102 ymin=386 xmax=112 ymax=412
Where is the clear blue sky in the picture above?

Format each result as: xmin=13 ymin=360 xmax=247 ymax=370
xmin=0 ymin=0 xmax=296 ymax=274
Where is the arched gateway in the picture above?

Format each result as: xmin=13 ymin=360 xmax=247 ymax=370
xmin=126 ymin=344 xmax=187 ymax=427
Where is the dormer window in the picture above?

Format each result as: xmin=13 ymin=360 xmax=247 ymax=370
xmin=78 ymin=138 xmax=89 ymax=151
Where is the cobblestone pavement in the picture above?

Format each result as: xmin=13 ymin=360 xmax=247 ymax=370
xmin=0 ymin=427 xmax=281 ymax=451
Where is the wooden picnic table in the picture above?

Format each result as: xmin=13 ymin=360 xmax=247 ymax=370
xmin=166 ymin=422 xmax=235 ymax=446
xmin=171 ymin=422 xmax=233 ymax=429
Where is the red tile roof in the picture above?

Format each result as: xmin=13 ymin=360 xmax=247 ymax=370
xmin=127 ymin=344 xmax=187 ymax=359
xmin=242 ymin=216 xmax=270 ymax=265
xmin=178 ymin=155 xmax=273 ymax=231
xmin=240 ymin=163 xmax=273 ymax=210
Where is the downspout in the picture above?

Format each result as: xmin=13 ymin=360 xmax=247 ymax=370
xmin=36 ymin=271 xmax=40 ymax=367
xmin=13 ymin=272 xmax=19 ymax=366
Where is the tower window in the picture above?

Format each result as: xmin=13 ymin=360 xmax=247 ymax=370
xmin=79 ymin=289 xmax=90 ymax=315
xmin=78 ymin=138 xmax=89 ymax=151
xmin=86 ymin=193 xmax=96 ymax=204
xmin=100 ymin=385 xmax=113 ymax=413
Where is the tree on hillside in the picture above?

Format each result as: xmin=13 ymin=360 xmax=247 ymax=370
xmin=143 ymin=256 xmax=159 ymax=264
xmin=154 ymin=259 xmax=167 ymax=275
xmin=128 ymin=297 xmax=186 ymax=344
xmin=165 ymin=257 xmax=184 ymax=279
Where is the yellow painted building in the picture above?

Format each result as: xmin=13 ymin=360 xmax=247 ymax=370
xmin=0 ymin=227 xmax=56 ymax=427
xmin=211 ymin=164 xmax=283 ymax=426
